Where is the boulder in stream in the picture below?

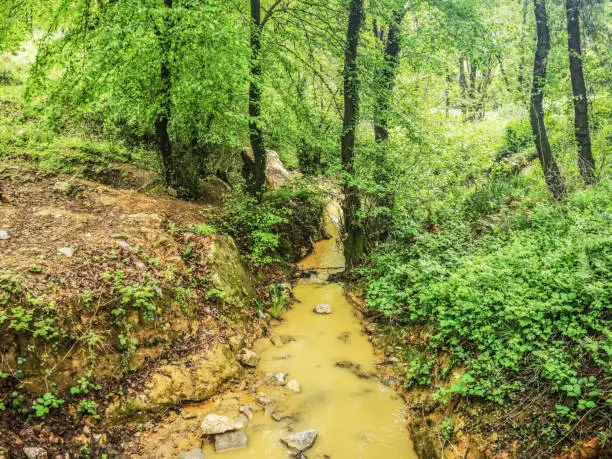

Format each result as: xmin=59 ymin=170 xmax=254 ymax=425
xmin=214 ymin=431 xmax=248 ymax=452
xmin=281 ymin=430 xmax=318 ymax=452
xmin=313 ymin=303 xmax=332 ymax=314
xmin=201 ymin=414 xmax=244 ymax=435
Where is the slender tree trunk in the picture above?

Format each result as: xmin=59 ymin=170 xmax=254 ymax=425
xmin=341 ymin=0 xmax=365 ymax=271
xmin=517 ymin=0 xmax=529 ymax=90
xmin=155 ymin=0 xmax=174 ymax=186
xmin=565 ymin=0 xmax=596 ymax=184
xmin=373 ymin=8 xmax=403 ymax=143
xmin=248 ymin=0 xmax=267 ymax=199
xmin=530 ymin=0 xmax=565 ymax=199
xmin=459 ymin=58 xmax=467 ymax=116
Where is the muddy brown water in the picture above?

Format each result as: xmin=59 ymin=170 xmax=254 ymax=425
xmin=200 ymin=201 xmax=417 ymax=458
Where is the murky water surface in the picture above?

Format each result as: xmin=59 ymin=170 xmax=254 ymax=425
xmin=202 ymin=202 xmax=416 ymax=458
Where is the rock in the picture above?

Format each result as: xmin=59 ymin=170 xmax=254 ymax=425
xmin=23 ymin=446 xmax=47 ymax=459
xmin=281 ymin=430 xmax=318 ymax=452
xmin=53 ymin=181 xmax=75 ymax=194
xmin=229 ymin=334 xmax=245 ymax=352
xmin=270 ymin=335 xmax=293 ymax=346
xmin=214 ymin=431 xmax=247 ymax=453
xmin=200 ymin=175 xmax=231 ymax=206
xmin=201 ymin=414 xmax=244 ymax=435
xmin=265 ymin=372 xmax=287 ymax=386
xmin=118 ymin=240 xmax=131 ymax=250
xmin=0 ymin=230 xmax=9 ymax=240
xmin=178 ymin=449 xmax=205 ymax=459
xmin=239 ymin=405 xmax=253 ymax=420
xmin=286 ymin=379 xmax=301 ymax=393
xmin=238 ymin=349 xmax=259 ymax=367
xmin=182 ymin=412 xmax=198 ymax=420
xmin=208 ymin=236 xmax=255 ymax=307
xmin=313 ymin=303 xmax=332 ymax=314
xmin=58 ymin=246 xmax=74 ymax=257
xmin=108 ymin=345 xmax=241 ymax=420
xmin=243 ymin=149 xmax=291 ymax=190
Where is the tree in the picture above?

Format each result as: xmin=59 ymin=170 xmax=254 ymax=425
xmin=529 ymin=0 xmax=565 ymax=199
xmin=565 ymin=0 xmax=596 ymax=185
xmin=154 ymin=0 xmax=175 ymax=187
xmin=341 ymin=0 xmax=365 ymax=270
xmin=373 ymin=5 xmax=405 ymax=143
xmin=248 ymin=0 xmax=267 ymax=198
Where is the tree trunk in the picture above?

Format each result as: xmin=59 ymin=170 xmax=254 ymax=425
xmin=529 ymin=0 xmax=565 ymax=199
xmin=155 ymin=0 xmax=174 ymax=186
xmin=517 ymin=0 xmax=529 ymax=90
xmin=373 ymin=8 xmax=403 ymax=143
xmin=565 ymin=0 xmax=596 ymax=184
xmin=248 ymin=0 xmax=267 ymax=199
xmin=341 ymin=0 xmax=365 ymax=271
xmin=459 ymin=58 xmax=467 ymax=116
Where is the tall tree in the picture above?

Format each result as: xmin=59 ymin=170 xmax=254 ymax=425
xmin=373 ymin=6 xmax=405 ymax=142
xmin=154 ymin=0 xmax=175 ymax=187
xmin=529 ymin=0 xmax=565 ymax=199
xmin=565 ymin=0 xmax=596 ymax=184
xmin=248 ymin=0 xmax=267 ymax=198
xmin=341 ymin=0 xmax=365 ymax=270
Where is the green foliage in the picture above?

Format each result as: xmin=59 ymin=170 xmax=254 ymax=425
xmin=212 ymin=190 xmax=290 ymax=266
xmin=364 ymin=178 xmax=611 ymax=412
xmin=32 ymin=391 xmax=64 ymax=418
xmin=499 ymin=117 xmax=534 ymax=158
xmin=268 ymin=284 xmax=289 ymax=319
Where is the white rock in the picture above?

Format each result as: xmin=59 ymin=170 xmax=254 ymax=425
xmin=313 ymin=303 xmax=332 ymax=314
xmin=281 ymin=430 xmax=318 ymax=452
xmin=23 ymin=447 xmax=47 ymax=459
xmin=286 ymin=379 xmax=301 ymax=393
xmin=0 ymin=230 xmax=9 ymax=240
xmin=201 ymin=414 xmax=243 ymax=435
xmin=59 ymin=246 xmax=74 ymax=257
xmin=265 ymin=372 xmax=287 ymax=386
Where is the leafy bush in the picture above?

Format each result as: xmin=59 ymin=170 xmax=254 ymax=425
xmin=364 ymin=178 xmax=611 ymax=413
xmin=499 ymin=117 xmax=534 ymax=158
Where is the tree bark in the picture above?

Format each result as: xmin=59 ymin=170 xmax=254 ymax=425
xmin=341 ymin=0 xmax=365 ymax=271
xmin=155 ymin=0 xmax=174 ymax=186
xmin=517 ymin=0 xmax=529 ymax=90
xmin=459 ymin=58 xmax=467 ymax=116
xmin=248 ymin=0 xmax=267 ymax=199
xmin=565 ymin=0 xmax=596 ymax=184
xmin=373 ymin=8 xmax=403 ymax=143
xmin=529 ymin=0 xmax=565 ymax=199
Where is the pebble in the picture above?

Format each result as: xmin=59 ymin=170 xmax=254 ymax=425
xmin=59 ymin=246 xmax=74 ymax=257
xmin=313 ymin=303 xmax=332 ymax=314
xmin=23 ymin=446 xmax=47 ymax=459
xmin=239 ymin=405 xmax=253 ymax=420
xmin=286 ymin=379 xmax=301 ymax=393
xmin=0 ymin=230 xmax=9 ymax=240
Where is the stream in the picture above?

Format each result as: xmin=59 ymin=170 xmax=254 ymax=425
xmin=134 ymin=201 xmax=417 ymax=458
xmin=199 ymin=201 xmax=417 ymax=458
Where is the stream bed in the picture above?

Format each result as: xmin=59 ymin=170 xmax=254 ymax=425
xmin=200 ymin=202 xmax=416 ymax=458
